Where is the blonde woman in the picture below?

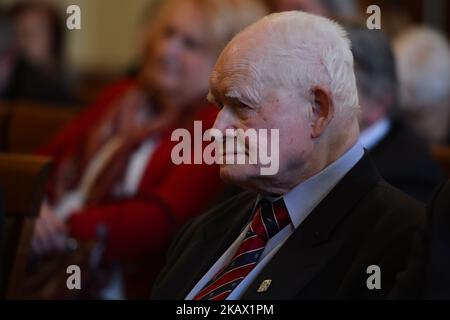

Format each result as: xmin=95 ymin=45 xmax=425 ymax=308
xmin=34 ymin=0 xmax=267 ymax=298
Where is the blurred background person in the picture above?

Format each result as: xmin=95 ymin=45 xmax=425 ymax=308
xmin=1 ymin=1 xmax=77 ymax=105
xmin=269 ymin=0 xmax=359 ymax=18
xmin=394 ymin=26 xmax=450 ymax=145
xmin=346 ymin=23 xmax=444 ymax=203
xmin=31 ymin=0 xmax=267 ymax=299
xmin=0 ymin=9 xmax=15 ymax=97
xmin=389 ymin=180 xmax=450 ymax=299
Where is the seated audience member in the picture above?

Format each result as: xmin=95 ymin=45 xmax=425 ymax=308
xmin=270 ymin=0 xmax=358 ymax=18
xmin=151 ymin=12 xmax=425 ymax=300
xmin=32 ymin=0 xmax=267 ymax=298
xmin=389 ymin=181 xmax=450 ymax=300
xmin=2 ymin=2 xmax=77 ymax=104
xmin=347 ymin=24 xmax=444 ymax=203
xmin=394 ymin=27 xmax=450 ymax=145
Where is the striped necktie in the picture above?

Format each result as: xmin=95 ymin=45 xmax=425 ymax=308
xmin=193 ymin=198 xmax=291 ymax=300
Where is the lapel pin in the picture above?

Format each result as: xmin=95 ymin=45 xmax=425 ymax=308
xmin=257 ymin=279 xmax=272 ymax=293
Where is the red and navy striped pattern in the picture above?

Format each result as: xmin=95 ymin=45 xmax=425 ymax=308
xmin=193 ymin=198 xmax=290 ymax=300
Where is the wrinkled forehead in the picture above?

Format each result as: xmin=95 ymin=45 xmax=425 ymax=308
xmin=210 ymin=35 xmax=267 ymax=96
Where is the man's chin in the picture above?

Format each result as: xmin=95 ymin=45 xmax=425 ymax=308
xmin=219 ymin=164 xmax=260 ymax=186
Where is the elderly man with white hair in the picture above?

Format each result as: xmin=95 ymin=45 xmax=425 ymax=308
xmin=151 ymin=12 xmax=424 ymax=300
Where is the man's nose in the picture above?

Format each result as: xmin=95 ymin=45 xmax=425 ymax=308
xmin=213 ymin=107 xmax=236 ymax=133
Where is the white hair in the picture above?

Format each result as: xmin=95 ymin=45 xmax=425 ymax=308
xmin=394 ymin=26 xmax=450 ymax=111
xmin=223 ymin=11 xmax=359 ymax=124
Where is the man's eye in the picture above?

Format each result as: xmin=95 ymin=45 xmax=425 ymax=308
xmin=236 ymin=101 xmax=251 ymax=109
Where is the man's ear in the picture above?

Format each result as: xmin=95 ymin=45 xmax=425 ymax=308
xmin=310 ymin=86 xmax=334 ymax=138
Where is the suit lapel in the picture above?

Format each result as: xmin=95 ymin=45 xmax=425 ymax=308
xmin=175 ymin=192 xmax=258 ymax=299
xmin=241 ymin=154 xmax=380 ymax=299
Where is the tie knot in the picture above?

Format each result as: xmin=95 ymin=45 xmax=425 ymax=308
xmin=249 ymin=198 xmax=291 ymax=240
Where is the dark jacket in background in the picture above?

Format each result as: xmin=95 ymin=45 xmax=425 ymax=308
xmin=152 ymin=154 xmax=425 ymax=300
xmin=389 ymin=181 xmax=450 ymax=300
xmin=369 ymin=119 xmax=444 ymax=203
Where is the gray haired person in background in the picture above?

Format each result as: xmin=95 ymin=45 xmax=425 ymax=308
xmin=394 ymin=27 xmax=450 ymax=145
xmin=346 ymin=22 xmax=444 ymax=203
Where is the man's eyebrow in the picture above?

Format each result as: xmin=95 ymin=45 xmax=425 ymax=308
xmin=225 ymin=88 xmax=257 ymax=107
xmin=225 ymin=89 xmax=243 ymax=101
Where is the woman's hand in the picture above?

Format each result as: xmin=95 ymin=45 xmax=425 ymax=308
xmin=32 ymin=201 xmax=68 ymax=256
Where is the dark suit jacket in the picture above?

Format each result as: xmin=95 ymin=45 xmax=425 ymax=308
xmin=389 ymin=181 xmax=450 ymax=299
xmin=423 ymin=181 xmax=450 ymax=299
xmin=151 ymin=154 xmax=425 ymax=300
xmin=369 ymin=120 xmax=444 ymax=203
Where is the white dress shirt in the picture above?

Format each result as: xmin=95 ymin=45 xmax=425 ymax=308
xmin=186 ymin=142 xmax=365 ymax=300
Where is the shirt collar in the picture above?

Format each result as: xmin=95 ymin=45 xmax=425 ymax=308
xmin=359 ymin=117 xmax=391 ymax=150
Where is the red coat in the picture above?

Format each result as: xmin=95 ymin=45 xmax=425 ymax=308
xmin=36 ymin=78 xmax=225 ymax=298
